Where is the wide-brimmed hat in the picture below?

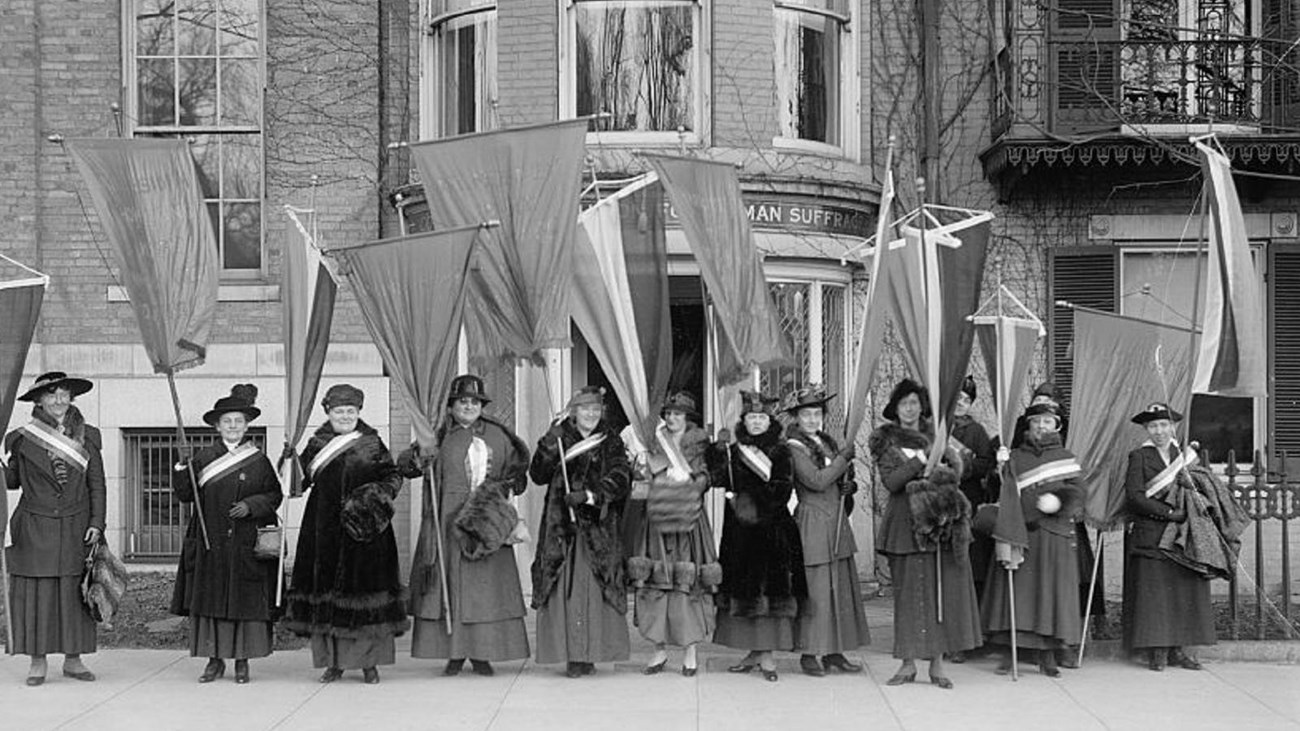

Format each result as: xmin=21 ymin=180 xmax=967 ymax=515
xmin=567 ymin=385 xmax=605 ymax=410
xmin=19 ymin=371 xmax=93 ymax=402
xmin=447 ymin=374 xmax=491 ymax=405
xmin=739 ymin=390 xmax=778 ymax=417
xmin=1032 ymin=381 xmax=1061 ymax=404
xmin=881 ymin=378 xmax=930 ymax=422
xmin=1131 ymin=402 xmax=1183 ymax=425
xmin=321 ymin=383 xmax=365 ymax=411
xmin=783 ymin=384 xmax=835 ymax=415
xmin=1022 ymin=401 xmax=1061 ymax=427
xmin=661 ymin=391 xmax=699 ymax=418
xmin=204 ymin=384 xmax=261 ymax=426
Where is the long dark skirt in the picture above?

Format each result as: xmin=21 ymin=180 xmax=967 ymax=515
xmin=535 ymin=538 xmax=630 ymax=665
xmin=310 ymin=634 xmax=395 ymax=669
xmin=190 ymin=616 xmax=273 ymax=660
xmin=9 ymin=575 xmax=96 ymax=656
xmin=1123 ymin=553 xmax=1215 ymax=650
xmin=715 ymin=614 xmax=796 ymax=652
xmin=982 ymin=529 xmax=1081 ymax=649
xmin=889 ymin=551 xmax=981 ymax=660
xmin=794 ymin=557 xmax=869 ymax=655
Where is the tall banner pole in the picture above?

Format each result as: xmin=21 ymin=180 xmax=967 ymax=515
xmin=1077 ymin=530 xmax=1105 ymax=667
xmin=167 ymin=372 xmax=210 ymax=550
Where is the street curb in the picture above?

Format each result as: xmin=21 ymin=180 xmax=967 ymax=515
xmin=1083 ymin=639 xmax=1300 ymax=664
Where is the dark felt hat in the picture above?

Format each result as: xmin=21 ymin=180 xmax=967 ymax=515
xmin=1131 ymin=402 xmax=1183 ymax=425
xmin=321 ymin=383 xmax=365 ymax=411
xmin=1032 ymin=381 xmax=1061 ymax=403
xmin=661 ymin=391 xmax=699 ymax=418
xmin=447 ymin=374 xmax=491 ymax=405
xmin=204 ymin=384 xmax=261 ymax=426
xmin=882 ymin=378 xmax=931 ymax=422
xmin=18 ymin=371 xmax=93 ymax=402
xmin=739 ymin=390 xmax=778 ymax=416
xmin=567 ymin=385 xmax=605 ymax=409
xmin=783 ymin=384 xmax=835 ymax=414
xmin=1022 ymin=401 xmax=1062 ymax=427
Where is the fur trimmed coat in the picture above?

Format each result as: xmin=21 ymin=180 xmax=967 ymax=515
xmin=3 ymin=405 xmax=106 ymax=578
xmin=284 ymin=420 xmax=409 ymax=640
xmin=870 ymin=421 xmax=970 ymax=556
xmin=528 ymin=419 xmax=631 ymax=611
xmin=170 ymin=439 xmax=282 ymax=621
xmin=708 ymin=421 xmax=806 ymax=618
xmin=785 ymin=426 xmax=857 ymax=566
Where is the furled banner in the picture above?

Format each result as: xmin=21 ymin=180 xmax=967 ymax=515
xmin=408 ymin=119 xmax=587 ymax=364
xmin=1067 ymin=308 xmax=1193 ymax=529
xmin=975 ymin=312 xmax=1042 ymax=568
xmin=643 ymin=155 xmax=788 ymax=385
xmin=1193 ymin=140 xmax=1267 ymax=397
xmin=280 ymin=207 xmax=338 ymax=495
xmin=844 ymin=159 xmax=895 ymax=442
xmin=65 ymin=138 xmax=218 ymax=373
xmin=572 ymin=175 xmax=672 ymax=445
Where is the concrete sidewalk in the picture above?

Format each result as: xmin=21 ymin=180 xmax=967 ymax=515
xmin=3 ymin=621 xmax=1298 ymax=731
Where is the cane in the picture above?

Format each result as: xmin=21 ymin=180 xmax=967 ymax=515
xmin=0 ymin=471 xmax=12 ymax=654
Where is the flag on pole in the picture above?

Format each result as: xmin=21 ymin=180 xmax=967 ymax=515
xmin=408 ymin=120 xmax=587 ymax=365
xmin=643 ymin=155 xmax=788 ymax=385
xmin=1192 ymin=140 xmax=1267 ymax=397
xmin=572 ymin=175 xmax=672 ymax=445
xmin=1067 ymin=308 xmax=1194 ymax=529
xmin=844 ymin=155 xmax=896 ymax=442
xmin=280 ymin=206 xmax=337 ymax=495
xmin=974 ymin=307 xmax=1042 ymax=568
xmin=65 ymin=138 xmax=218 ymax=374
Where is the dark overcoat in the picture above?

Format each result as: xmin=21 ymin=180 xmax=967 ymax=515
xmin=4 ymin=408 xmax=106 ymax=577
xmin=707 ymin=421 xmax=806 ymax=617
xmin=528 ymin=418 xmax=630 ymax=611
xmin=1125 ymin=442 xmax=1188 ymax=556
xmin=283 ymin=420 xmax=409 ymax=640
xmin=169 ymin=440 xmax=282 ymax=621
xmin=401 ymin=415 xmax=530 ymax=623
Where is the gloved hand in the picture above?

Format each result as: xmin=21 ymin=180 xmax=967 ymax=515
xmin=228 ymin=501 xmax=251 ymax=519
xmin=83 ymin=526 xmax=102 ymax=545
xmin=564 ymin=490 xmax=592 ymax=508
xmin=715 ymin=428 xmax=732 ymax=444
xmin=837 ymin=478 xmax=857 ymax=496
xmin=837 ymin=443 xmax=856 ymax=461
xmin=996 ymin=446 xmax=1011 ymax=465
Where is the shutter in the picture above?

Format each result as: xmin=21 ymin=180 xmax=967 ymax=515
xmin=1048 ymin=246 xmax=1117 ymax=405
xmin=1269 ymin=244 xmax=1300 ymax=461
xmin=1050 ymin=0 xmax=1122 ymax=134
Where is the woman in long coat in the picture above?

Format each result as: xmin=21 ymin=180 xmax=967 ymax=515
xmin=707 ymin=390 xmax=806 ymax=682
xmin=784 ymin=385 xmax=869 ymax=677
xmin=870 ymin=378 xmax=980 ymax=689
xmin=171 ymin=384 xmax=282 ymax=684
xmin=528 ymin=385 xmax=632 ymax=678
xmin=1122 ymin=402 xmax=1214 ymax=671
xmin=634 ymin=392 xmax=715 ymax=676
xmin=4 ymin=372 xmax=105 ymax=686
xmin=283 ymin=384 xmax=408 ymax=684
xmin=399 ymin=374 xmax=531 ymax=676
xmin=980 ymin=402 xmax=1083 ymax=676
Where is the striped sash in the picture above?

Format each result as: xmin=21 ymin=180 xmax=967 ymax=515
xmin=18 ymin=420 xmax=89 ymax=473
xmin=308 ymin=431 xmax=363 ymax=477
xmin=655 ymin=427 xmax=692 ymax=476
xmin=199 ymin=442 xmax=261 ymax=488
xmin=564 ymin=432 xmax=606 ymax=463
xmin=788 ymin=435 xmax=833 ymax=467
xmin=736 ymin=443 xmax=772 ymax=482
xmin=1015 ymin=457 xmax=1082 ymax=492
xmin=1145 ymin=444 xmax=1198 ymax=498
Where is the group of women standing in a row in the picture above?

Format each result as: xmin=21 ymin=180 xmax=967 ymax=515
xmin=4 ymin=369 xmax=1218 ymax=687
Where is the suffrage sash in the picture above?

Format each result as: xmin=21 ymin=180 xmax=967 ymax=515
xmin=199 ymin=442 xmax=261 ymax=488
xmin=563 ymin=432 xmax=606 ymax=464
xmin=308 ymin=430 xmax=363 ymax=477
xmin=653 ymin=426 xmax=692 ymax=477
xmin=1015 ymin=456 xmax=1082 ymax=492
xmin=1145 ymin=443 xmax=1198 ymax=498
xmin=18 ymin=419 xmax=89 ymax=473
xmin=736 ymin=443 xmax=772 ymax=482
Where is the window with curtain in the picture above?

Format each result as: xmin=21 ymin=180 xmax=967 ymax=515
xmin=568 ymin=0 xmax=702 ymax=137
xmin=773 ymin=0 xmax=849 ymax=147
xmin=127 ymin=0 xmax=264 ymax=275
xmin=760 ymin=279 xmax=850 ymax=432
xmin=429 ymin=0 xmax=498 ymax=137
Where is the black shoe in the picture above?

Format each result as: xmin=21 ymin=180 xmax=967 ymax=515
xmin=1057 ymin=648 xmax=1081 ymax=669
xmin=363 ymin=667 xmax=380 ymax=684
xmin=319 ymin=667 xmax=344 ymax=683
xmin=1148 ymin=649 xmax=1167 ymax=672
xmin=886 ymin=670 xmax=916 ymax=685
xmin=799 ymin=655 xmax=825 ymax=677
xmin=565 ymin=662 xmax=584 ymax=678
xmin=643 ymin=659 xmax=667 ymax=675
xmin=470 ymin=660 xmax=495 ymax=677
xmin=62 ymin=668 xmax=96 ymax=682
xmin=1038 ymin=651 xmax=1060 ymax=678
xmin=1168 ymin=648 xmax=1202 ymax=670
xmin=198 ymin=659 xmax=226 ymax=684
xmin=234 ymin=659 xmax=250 ymax=684
xmin=25 ymin=675 xmax=45 ymax=687
xmin=444 ymin=659 xmax=466 ymax=677
xmin=929 ymin=674 xmax=954 ymax=689
xmin=681 ymin=665 xmax=697 ymax=678
xmin=580 ymin=662 xmax=596 ymax=676
xmin=760 ymin=667 xmax=779 ymax=682
xmin=822 ymin=654 xmax=863 ymax=673
xmin=727 ymin=662 xmax=756 ymax=674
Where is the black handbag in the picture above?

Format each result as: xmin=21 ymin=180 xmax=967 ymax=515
xmin=253 ymin=516 xmax=284 ymax=561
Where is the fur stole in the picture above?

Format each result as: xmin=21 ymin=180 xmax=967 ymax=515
xmin=736 ymin=420 xmax=784 ymax=450
xmin=867 ymin=421 xmax=932 ymax=462
xmin=905 ymin=464 xmax=972 ymax=551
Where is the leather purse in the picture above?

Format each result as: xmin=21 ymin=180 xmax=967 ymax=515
xmin=253 ymin=517 xmax=284 ymax=561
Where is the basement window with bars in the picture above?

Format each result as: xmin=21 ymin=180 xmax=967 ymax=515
xmin=122 ymin=426 xmax=266 ymax=561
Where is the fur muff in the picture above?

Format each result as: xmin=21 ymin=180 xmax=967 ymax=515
xmin=905 ymin=464 xmax=972 ymax=551
xmin=698 ymin=560 xmax=723 ymax=589
xmin=453 ymin=481 xmax=519 ymax=560
xmin=82 ymin=540 xmax=130 ymax=626
xmin=341 ymin=481 xmax=396 ymax=543
xmin=627 ymin=555 xmax=653 ymax=587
